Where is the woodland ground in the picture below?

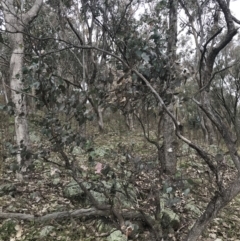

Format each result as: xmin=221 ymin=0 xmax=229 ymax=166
xmin=0 ymin=112 xmax=240 ymax=241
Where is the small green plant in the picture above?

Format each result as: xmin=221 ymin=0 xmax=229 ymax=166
xmin=0 ymin=220 xmax=17 ymax=241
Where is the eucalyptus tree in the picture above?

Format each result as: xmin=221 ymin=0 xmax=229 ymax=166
xmin=178 ymin=0 xmax=240 ymax=145
xmin=2 ymin=1 xmax=240 ymax=241
xmin=1 ymin=0 xmax=43 ymax=170
xmin=211 ymin=38 xmax=240 ymax=141
xmin=41 ymin=0 xmax=140 ymax=132
xmin=177 ymin=0 xmax=240 ymax=240
xmin=161 ymin=0 xmax=179 ymax=175
xmin=87 ymin=0 xmax=181 ymax=174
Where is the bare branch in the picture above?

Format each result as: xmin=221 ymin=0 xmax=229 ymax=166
xmin=232 ymin=15 xmax=240 ymax=25
xmin=5 ymin=83 xmax=38 ymax=99
xmin=23 ymin=0 xmax=43 ymax=24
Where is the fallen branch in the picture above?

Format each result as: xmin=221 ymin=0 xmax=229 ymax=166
xmin=0 ymin=207 xmax=152 ymax=223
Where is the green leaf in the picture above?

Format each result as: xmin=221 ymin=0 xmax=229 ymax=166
xmin=184 ymin=188 xmax=190 ymax=196
xmin=32 ymin=81 xmax=40 ymax=88
xmin=166 ymin=187 xmax=173 ymax=193
xmin=141 ymin=52 xmax=150 ymax=62
xmin=40 ymin=226 xmax=54 ymax=237
xmin=135 ymin=50 xmax=143 ymax=59
xmin=58 ymin=84 xmax=66 ymax=93
xmin=149 ymin=33 xmax=160 ymax=41
xmin=22 ymin=66 xmax=29 ymax=74
xmin=187 ymin=179 xmax=195 ymax=185
xmin=10 ymin=145 xmax=19 ymax=155
xmin=58 ymin=103 xmax=65 ymax=111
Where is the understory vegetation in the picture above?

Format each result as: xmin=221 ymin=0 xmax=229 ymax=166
xmin=1 ymin=0 xmax=240 ymax=240
xmin=1 ymin=113 xmax=240 ymax=240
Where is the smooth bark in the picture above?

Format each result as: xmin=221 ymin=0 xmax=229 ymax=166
xmin=2 ymin=0 xmax=43 ymax=166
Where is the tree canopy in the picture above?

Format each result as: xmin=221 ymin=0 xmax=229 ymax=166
xmin=1 ymin=0 xmax=240 ymax=240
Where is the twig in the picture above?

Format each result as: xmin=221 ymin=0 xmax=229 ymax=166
xmin=5 ymin=83 xmax=38 ymax=99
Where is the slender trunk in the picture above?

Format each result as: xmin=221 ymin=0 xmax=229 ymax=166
xmin=162 ymin=104 xmax=177 ymax=174
xmin=1 ymin=75 xmax=9 ymax=103
xmin=125 ymin=112 xmax=134 ymax=131
xmin=97 ymin=106 xmax=104 ymax=132
xmin=162 ymin=0 xmax=178 ymax=174
xmin=201 ymin=90 xmax=216 ymax=145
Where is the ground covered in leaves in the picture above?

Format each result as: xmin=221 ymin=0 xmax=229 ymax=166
xmin=1 ymin=117 xmax=240 ymax=241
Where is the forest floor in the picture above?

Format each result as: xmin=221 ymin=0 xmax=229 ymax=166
xmin=0 ymin=115 xmax=240 ymax=241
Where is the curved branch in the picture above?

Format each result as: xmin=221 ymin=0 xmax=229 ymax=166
xmin=66 ymin=17 xmax=84 ymax=45
xmin=232 ymin=15 xmax=240 ymax=25
xmin=199 ymin=28 xmax=223 ymax=86
xmin=185 ymin=176 xmax=240 ymax=241
xmin=207 ymin=0 xmax=238 ymax=69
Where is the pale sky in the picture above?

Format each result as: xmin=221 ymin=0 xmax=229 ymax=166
xmin=230 ymin=1 xmax=240 ymax=19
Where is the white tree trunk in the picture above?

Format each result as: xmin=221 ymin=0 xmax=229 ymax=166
xmin=2 ymin=0 xmax=43 ymax=167
xmin=10 ymin=32 xmax=29 ymax=165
